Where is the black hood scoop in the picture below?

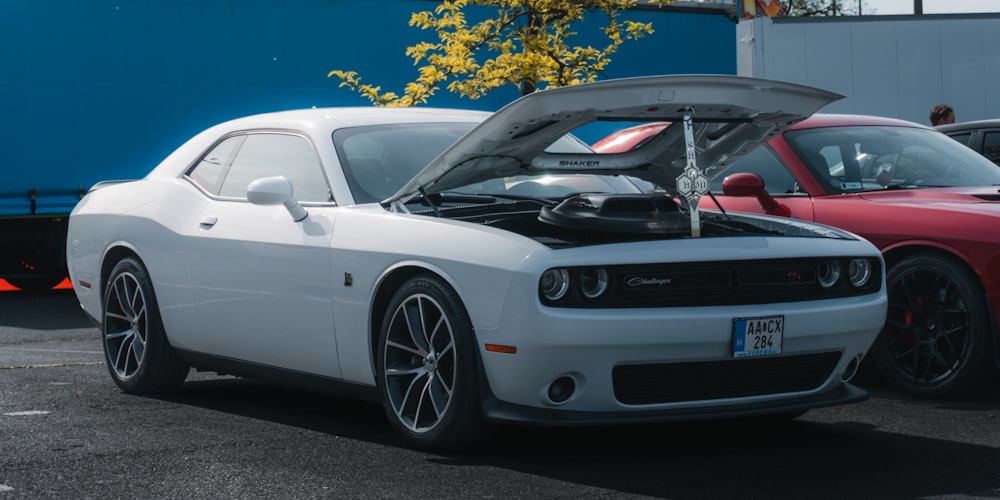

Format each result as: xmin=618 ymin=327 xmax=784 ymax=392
xmin=539 ymin=194 xmax=690 ymax=235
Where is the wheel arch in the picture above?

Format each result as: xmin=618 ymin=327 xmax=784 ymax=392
xmin=366 ymin=263 xmax=490 ymax=395
xmin=882 ymin=242 xmax=977 ymax=280
xmin=368 ymin=265 xmax=455 ymax=369
xmin=881 ymin=244 xmax=1000 ymax=369
xmin=100 ymin=245 xmax=143 ymax=301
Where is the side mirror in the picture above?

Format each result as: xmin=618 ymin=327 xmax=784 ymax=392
xmin=247 ymin=176 xmax=308 ymax=222
xmin=721 ymin=172 xmax=791 ymax=217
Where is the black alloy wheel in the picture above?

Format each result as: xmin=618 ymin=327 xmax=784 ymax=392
xmin=871 ymin=253 xmax=992 ymax=398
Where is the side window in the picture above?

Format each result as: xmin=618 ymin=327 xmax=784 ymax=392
xmin=710 ymin=146 xmax=800 ymax=194
xmin=189 ymin=133 xmax=331 ymax=202
xmin=817 ymin=145 xmax=845 ymax=179
xmin=946 ymin=132 xmax=973 ymax=147
xmin=189 ymin=136 xmax=244 ymax=195
xmin=982 ymin=131 xmax=1000 ymax=165
xmin=214 ymin=133 xmax=331 ymax=202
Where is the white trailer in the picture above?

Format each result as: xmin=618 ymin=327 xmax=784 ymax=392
xmin=737 ymin=13 xmax=1000 ymax=125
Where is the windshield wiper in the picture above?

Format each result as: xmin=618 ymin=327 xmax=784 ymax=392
xmin=881 ymin=182 xmax=948 ymax=190
xmin=559 ymin=191 xmax=610 ymax=199
xmin=425 ymin=192 xmax=500 ymax=204
xmin=436 ymin=191 xmax=561 ymax=205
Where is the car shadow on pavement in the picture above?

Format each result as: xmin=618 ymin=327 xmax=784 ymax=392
xmin=162 ymin=376 xmax=394 ymax=444
xmin=161 ymin=375 xmax=1000 ymax=500
xmin=0 ymin=289 xmax=93 ymax=331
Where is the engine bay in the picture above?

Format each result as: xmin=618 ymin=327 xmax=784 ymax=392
xmin=411 ymin=193 xmax=796 ymax=249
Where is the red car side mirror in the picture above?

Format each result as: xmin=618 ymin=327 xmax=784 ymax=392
xmin=721 ymin=173 xmax=791 ymax=217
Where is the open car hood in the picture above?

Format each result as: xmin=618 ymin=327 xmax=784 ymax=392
xmin=386 ymin=75 xmax=842 ymax=206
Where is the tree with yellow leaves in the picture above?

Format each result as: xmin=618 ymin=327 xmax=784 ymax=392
xmin=329 ymin=0 xmax=674 ymax=107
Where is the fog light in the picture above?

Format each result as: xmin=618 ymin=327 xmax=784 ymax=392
xmin=841 ymin=354 xmax=862 ymax=382
xmin=547 ymin=376 xmax=576 ymax=404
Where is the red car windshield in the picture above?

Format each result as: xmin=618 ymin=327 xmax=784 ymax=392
xmin=785 ymin=126 xmax=1000 ymax=194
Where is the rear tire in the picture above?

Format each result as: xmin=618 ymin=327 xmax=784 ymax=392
xmin=102 ymin=257 xmax=188 ymax=394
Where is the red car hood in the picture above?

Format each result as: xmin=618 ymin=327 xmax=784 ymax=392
xmin=856 ymin=186 xmax=1000 ymax=215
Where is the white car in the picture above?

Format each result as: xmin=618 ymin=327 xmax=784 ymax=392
xmin=67 ymin=75 xmax=888 ymax=449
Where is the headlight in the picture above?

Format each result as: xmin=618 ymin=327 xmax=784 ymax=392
xmin=540 ymin=269 xmax=570 ymax=301
xmin=848 ymin=258 xmax=873 ymax=288
xmin=579 ymin=268 xmax=610 ymax=299
xmin=817 ymin=260 xmax=842 ymax=289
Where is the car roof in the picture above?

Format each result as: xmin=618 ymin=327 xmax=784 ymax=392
xmin=788 ymin=113 xmax=931 ymax=131
xmin=935 ymin=118 xmax=1000 ymax=133
xmin=215 ymin=106 xmax=490 ymax=130
xmin=147 ymin=107 xmax=491 ymax=179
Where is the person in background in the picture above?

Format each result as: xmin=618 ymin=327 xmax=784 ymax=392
xmin=930 ymin=104 xmax=956 ymax=126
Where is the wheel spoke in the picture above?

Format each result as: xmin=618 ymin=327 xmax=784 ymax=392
xmin=911 ymin=348 xmax=930 ymax=382
xmin=385 ymin=365 xmax=423 ymax=377
xmin=881 ymin=322 xmax=911 ymax=347
xmin=104 ymin=311 xmax=131 ymax=323
xmin=131 ymin=329 xmax=146 ymax=361
xmin=428 ymin=318 xmax=452 ymax=355
xmin=411 ymin=377 xmax=434 ymax=428
xmin=114 ymin=279 xmax=135 ymax=320
xmin=932 ymin=341 xmax=956 ymax=369
xmin=385 ymin=339 xmax=424 ymax=358
xmin=899 ymin=272 xmax=925 ymax=310
xmin=887 ymin=343 xmax=915 ymax=363
xmin=114 ymin=331 xmax=134 ymax=373
xmin=396 ymin=368 xmax=429 ymax=429
xmin=104 ymin=329 xmax=130 ymax=341
xmin=429 ymin=368 xmax=453 ymax=402
xmin=405 ymin=299 xmax=430 ymax=353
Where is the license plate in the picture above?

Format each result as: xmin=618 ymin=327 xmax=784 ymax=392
xmin=732 ymin=315 xmax=783 ymax=358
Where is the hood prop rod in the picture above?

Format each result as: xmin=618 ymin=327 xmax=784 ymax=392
xmin=676 ymin=111 xmax=709 ymax=238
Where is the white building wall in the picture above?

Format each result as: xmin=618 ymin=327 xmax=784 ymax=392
xmin=738 ymin=14 xmax=1000 ymax=126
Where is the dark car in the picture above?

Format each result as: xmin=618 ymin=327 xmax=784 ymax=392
xmin=937 ymin=119 xmax=1000 ymax=165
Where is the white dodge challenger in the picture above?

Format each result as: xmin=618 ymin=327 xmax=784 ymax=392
xmin=67 ymin=75 xmax=888 ymax=449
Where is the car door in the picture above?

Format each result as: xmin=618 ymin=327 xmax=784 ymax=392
xmin=980 ymin=130 xmax=1000 ymax=166
xmin=183 ymin=131 xmax=341 ymax=378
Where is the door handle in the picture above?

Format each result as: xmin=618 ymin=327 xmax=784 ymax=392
xmin=199 ymin=216 xmax=218 ymax=228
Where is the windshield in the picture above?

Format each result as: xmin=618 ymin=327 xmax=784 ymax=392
xmin=785 ymin=125 xmax=1000 ymax=194
xmin=335 ymin=122 xmax=638 ymax=204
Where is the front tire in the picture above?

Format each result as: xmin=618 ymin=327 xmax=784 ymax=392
xmin=376 ymin=274 xmax=487 ymax=450
xmin=870 ymin=253 xmax=992 ymax=398
xmin=102 ymin=257 xmax=189 ymax=394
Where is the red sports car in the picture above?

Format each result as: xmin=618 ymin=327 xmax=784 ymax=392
xmin=593 ymin=114 xmax=1000 ymax=398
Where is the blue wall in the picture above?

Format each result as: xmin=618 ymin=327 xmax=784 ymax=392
xmin=1 ymin=0 xmax=735 ymax=215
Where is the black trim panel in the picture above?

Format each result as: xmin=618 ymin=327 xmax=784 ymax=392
xmin=175 ymin=348 xmax=379 ymax=404
xmin=481 ymin=382 xmax=868 ymax=426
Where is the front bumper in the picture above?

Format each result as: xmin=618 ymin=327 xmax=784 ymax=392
xmin=473 ymin=290 xmax=885 ymax=417
xmin=482 ymin=381 xmax=868 ymax=426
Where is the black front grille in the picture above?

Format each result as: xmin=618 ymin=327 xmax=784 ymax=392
xmin=612 ymin=352 xmax=842 ymax=405
xmin=545 ymin=257 xmax=881 ymax=308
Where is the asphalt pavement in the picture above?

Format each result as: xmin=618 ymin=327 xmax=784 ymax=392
xmin=2 ymin=289 xmax=1000 ymax=499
